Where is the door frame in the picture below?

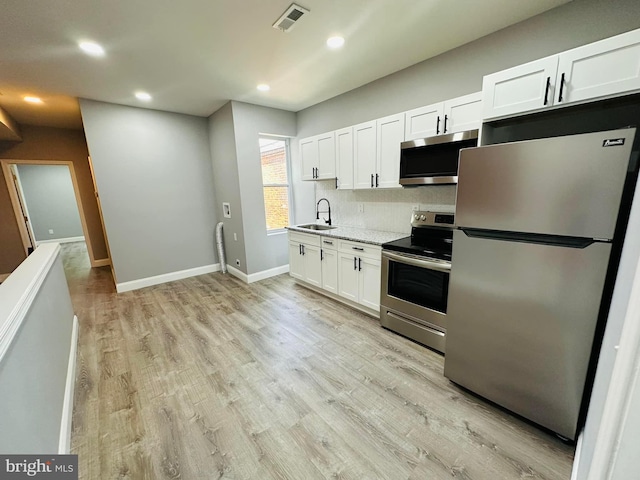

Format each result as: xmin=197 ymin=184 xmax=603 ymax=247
xmin=1 ymin=159 xmax=105 ymax=268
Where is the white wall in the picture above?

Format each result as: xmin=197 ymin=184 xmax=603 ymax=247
xmin=80 ymin=99 xmax=219 ymax=285
xmin=16 ymin=164 xmax=83 ymax=242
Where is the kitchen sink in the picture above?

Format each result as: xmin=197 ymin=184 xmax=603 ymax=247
xmin=296 ymin=224 xmax=337 ymax=231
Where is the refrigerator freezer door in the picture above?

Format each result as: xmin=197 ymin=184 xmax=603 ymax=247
xmin=444 ymin=230 xmax=612 ymax=440
xmin=456 ymin=128 xmax=635 ymax=239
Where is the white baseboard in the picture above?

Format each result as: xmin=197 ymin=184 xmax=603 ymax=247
xmin=91 ymin=258 xmax=111 ymax=268
xmin=248 ymin=264 xmax=289 ymax=283
xmin=59 ymin=315 xmax=78 ymax=454
xmin=226 ymin=265 xmax=248 ymax=283
xmin=36 ymin=236 xmax=85 ymax=246
xmin=226 ymin=264 xmax=289 ymax=284
xmin=116 ymin=263 xmax=221 ymax=293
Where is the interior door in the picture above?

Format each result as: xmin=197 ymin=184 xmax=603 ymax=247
xmin=10 ymin=165 xmax=36 ymax=252
xmin=445 ymin=230 xmax=613 ymax=440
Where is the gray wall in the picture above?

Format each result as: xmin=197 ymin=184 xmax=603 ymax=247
xmin=0 ymin=250 xmax=74 ymax=453
xmin=79 ymin=99 xmax=218 ymax=284
xmin=16 ymin=164 xmax=83 ymax=242
xmin=207 ymin=101 xmax=297 ymax=276
xmin=207 ymin=102 xmax=247 ymax=273
xmin=231 ymin=101 xmax=297 ymax=275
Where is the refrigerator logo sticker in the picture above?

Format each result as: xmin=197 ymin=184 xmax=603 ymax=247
xmin=603 ymin=138 xmax=625 ymax=147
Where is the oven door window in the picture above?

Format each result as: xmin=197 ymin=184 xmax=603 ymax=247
xmin=388 ymin=260 xmax=449 ymax=313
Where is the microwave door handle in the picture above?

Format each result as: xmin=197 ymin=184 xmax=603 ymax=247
xmin=382 ymin=251 xmax=451 ymax=273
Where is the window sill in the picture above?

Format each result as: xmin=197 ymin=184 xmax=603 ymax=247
xmin=267 ymin=229 xmax=288 ymax=236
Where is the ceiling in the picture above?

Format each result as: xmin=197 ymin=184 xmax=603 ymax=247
xmin=0 ymin=0 xmax=572 ymax=130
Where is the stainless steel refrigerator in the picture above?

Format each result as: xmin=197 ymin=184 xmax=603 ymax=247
xmin=444 ymin=127 xmax=637 ymax=440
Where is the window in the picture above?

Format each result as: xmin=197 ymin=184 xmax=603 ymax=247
xmin=260 ymin=137 xmax=291 ymax=231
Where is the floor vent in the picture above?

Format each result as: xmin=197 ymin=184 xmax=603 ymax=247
xmin=273 ymin=3 xmax=309 ymax=32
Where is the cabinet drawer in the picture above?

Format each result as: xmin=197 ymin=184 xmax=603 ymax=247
xmin=338 ymin=239 xmax=381 ymax=258
xmin=320 ymin=237 xmax=338 ymax=250
xmin=289 ymin=231 xmax=321 ymax=246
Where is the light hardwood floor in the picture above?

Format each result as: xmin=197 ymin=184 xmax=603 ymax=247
xmin=64 ymin=242 xmax=574 ymax=479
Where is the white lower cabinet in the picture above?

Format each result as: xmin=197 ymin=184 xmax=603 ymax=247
xmin=289 ymin=232 xmax=382 ymax=314
xmin=320 ymin=238 xmax=338 ymax=294
xmin=288 ymin=231 xmax=321 ymax=287
xmin=337 ymin=239 xmax=381 ymax=311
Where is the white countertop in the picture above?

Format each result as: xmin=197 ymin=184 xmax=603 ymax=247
xmin=286 ymin=224 xmax=406 ymax=246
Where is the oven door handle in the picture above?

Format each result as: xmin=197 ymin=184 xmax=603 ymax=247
xmin=382 ymin=250 xmax=451 ymax=272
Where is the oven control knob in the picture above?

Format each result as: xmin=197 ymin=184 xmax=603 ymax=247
xmin=414 ymin=214 xmax=420 ymax=220
xmin=419 ymin=214 xmax=426 ymax=221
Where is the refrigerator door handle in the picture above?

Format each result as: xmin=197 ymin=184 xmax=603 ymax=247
xmin=459 ymin=228 xmax=600 ymax=248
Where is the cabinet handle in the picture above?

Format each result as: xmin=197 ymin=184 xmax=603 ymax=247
xmin=299 ymin=244 xmax=302 ymax=255
xmin=358 ymin=257 xmax=362 ymax=271
xmin=371 ymin=174 xmax=374 ymax=188
xmin=543 ymin=76 xmax=551 ymax=106
xmin=375 ymin=174 xmax=379 ymax=188
xmin=321 ymin=249 xmax=324 ymax=261
xmin=335 ymin=178 xmax=338 ymax=189
xmin=436 ymin=116 xmax=441 ymax=135
xmin=352 ymin=246 xmax=364 ymax=251
xmin=323 ymin=240 xmax=333 ymax=245
xmin=443 ymin=115 xmax=448 ymax=133
xmin=558 ymin=73 xmax=565 ymax=103
xmin=354 ymin=257 xmax=357 ymax=270
xmin=301 ymin=244 xmax=305 ymax=255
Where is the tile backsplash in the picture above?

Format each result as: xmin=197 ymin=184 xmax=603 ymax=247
xmin=315 ymin=180 xmax=456 ymax=234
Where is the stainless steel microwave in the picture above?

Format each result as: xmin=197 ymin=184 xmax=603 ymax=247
xmin=399 ymin=129 xmax=478 ymax=186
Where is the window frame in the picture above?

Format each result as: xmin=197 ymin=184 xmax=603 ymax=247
xmin=259 ymin=135 xmax=293 ymax=234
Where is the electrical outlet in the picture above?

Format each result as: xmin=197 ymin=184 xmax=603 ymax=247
xmin=234 ymin=233 xmax=237 ymax=241
xmin=48 ymin=229 xmax=54 ymax=234
xmin=235 ymin=259 xmax=240 ymax=267
xmin=358 ymin=203 xmax=364 ymax=213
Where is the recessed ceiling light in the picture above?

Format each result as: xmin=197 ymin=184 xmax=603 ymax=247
xmin=24 ymin=96 xmax=43 ymax=104
xmin=135 ymin=91 xmax=152 ymax=101
xmin=327 ymin=36 xmax=345 ymax=49
xmin=78 ymin=41 xmax=105 ymax=57
xmin=257 ymin=84 xmax=270 ymax=92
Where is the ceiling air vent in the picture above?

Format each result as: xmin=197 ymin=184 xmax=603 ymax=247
xmin=273 ymin=3 xmax=309 ymax=32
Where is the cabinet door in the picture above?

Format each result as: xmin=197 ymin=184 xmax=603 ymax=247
xmin=358 ymin=256 xmax=381 ymax=311
xmin=303 ymin=244 xmax=322 ymax=287
xmin=289 ymin=242 xmax=304 ymax=280
xmin=300 ymin=137 xmax=318 ymax=181
xmin=443 ymin=92 xmax=482 ymax=134
xmin=353 ymin=121 xmax=377 ymax=190
xmin=404 ymin=102 xmax=443 ymax=140
xmin=557 ymin=29 xmax=640 ymax=106
xmin=316 ymin=132 xmax=336 ymax=179
xmin=321 ymin=248 xmax=338 ymax=294
xmin=482 ymin=56 xmax=559 ymax=120
xmin=335 ymin=127 xmax=354 ymax=190
xmin=338 ymin=252 xmax=359 ymax=302
xmin=376 ymin=113 xmax=404 ymax=189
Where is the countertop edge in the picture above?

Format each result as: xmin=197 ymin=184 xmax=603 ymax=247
xmin=286 ymin=225 xmax=406 ymax=246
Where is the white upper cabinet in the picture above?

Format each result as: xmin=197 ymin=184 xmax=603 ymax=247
xmin=376 ymin=113 xmax=404 ymax=189
xmin=353 ymin=120 xmax=377 ymax=189
xmin=405 ymin=102 xmax=444 ymax=140
xmin=443 ymin=92 xmax=483 ymax=133
xmin=335 ymin=127 xmax=354 ymax=190
xmin=300 ymin=136 xmax=319 ymax=181
xmin=299 ymin=132 xmax=336 ymax=180
xmin=482 ymin=56 xmax=559 ymax=120
xmin=557 ymin=28 xmax=640 ymax=106
xmin=405 ymin=93 xmax=482 ymax=141
xmin=483 ymin=28 xmax=640 ymax=121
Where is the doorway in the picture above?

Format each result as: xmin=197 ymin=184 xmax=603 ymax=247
xmin=1 ymin=159 xmax=107 ymax=269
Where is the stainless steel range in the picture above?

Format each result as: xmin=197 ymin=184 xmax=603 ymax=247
xmin=380 ymin=211 xmax=454 ymax=353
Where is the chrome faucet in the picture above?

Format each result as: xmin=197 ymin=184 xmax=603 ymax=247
xmin=316 ymin=198 xmax=332 ymax=226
